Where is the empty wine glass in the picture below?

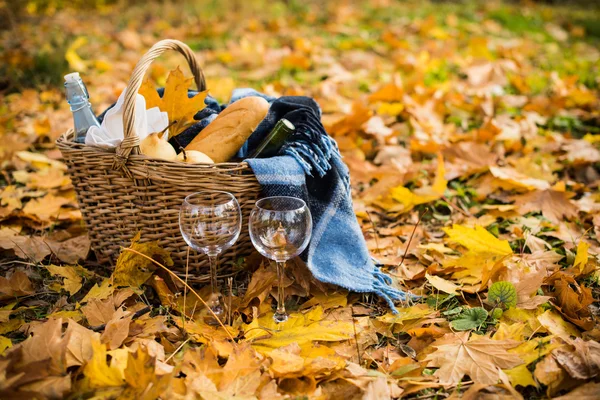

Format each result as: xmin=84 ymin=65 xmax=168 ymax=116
xmin=179 ymin=191 xmax=241 ymax=321
xmin=249 ymin=196 xmax=312 ymax=323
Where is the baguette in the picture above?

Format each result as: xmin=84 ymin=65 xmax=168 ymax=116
xmin=185 ymin=96 xmax=270 ymax=163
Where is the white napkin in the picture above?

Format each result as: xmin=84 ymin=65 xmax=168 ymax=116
xmin=86 ymin=89 xmax=169 ymax=148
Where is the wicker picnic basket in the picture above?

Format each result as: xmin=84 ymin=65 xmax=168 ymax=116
xmin=57 ymin=39 xmax=262 ymax=283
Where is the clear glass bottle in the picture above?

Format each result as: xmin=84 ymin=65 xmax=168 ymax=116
xmin=64 ymin=72 xmax=100 ymax=144
xmin=249 ymin=118 xmax=295 ymax=159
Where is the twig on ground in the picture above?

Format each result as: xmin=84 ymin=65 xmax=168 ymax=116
xmin=91 ymin=306 xmax=151 ymax=332
xmin=366 ymin=210 xmax=381 ymax=254
xmin=183 ymin=247 xmax=189 ymax=331
xmin=441 ymin=195 xmax=471 ymax=218
xmin=165 ymin=337 xmax=191 ymax=364
xmin=399 ymin=208 xmax=429 ymax=267
xmin=227 ymin=277 xmax=233 ymax=325
xmin=351 ymin=306 xmax=362 ymax=366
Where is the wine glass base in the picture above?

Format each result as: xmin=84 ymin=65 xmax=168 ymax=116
xmin=204 ymin=303 xmax=225 ymax=326
xmin=273 ymin=311 xmax=288 ymax=323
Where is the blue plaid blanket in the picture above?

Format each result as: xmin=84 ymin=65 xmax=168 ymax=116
xmin=232 ymin=89 xmax=409 ymax=309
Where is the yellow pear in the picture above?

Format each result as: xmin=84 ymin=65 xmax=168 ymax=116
xmin=140 ymin=131 xmax=177 ymax=161
xmin=176 ymin=149 xmax=214 ymax=164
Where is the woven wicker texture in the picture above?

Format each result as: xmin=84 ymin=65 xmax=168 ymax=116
xmin=56 ymin=39 xmax=261 ymax=282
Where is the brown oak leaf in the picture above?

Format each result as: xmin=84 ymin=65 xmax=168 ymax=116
xmin=425 ymin=332 xmax=523 ymax=384
xmin=554 ymin=338 xmax=600 ymax=380
xmin=544 ymin=271 xmax=594 ymax=330
xmin=513 ymin=189 xmax=578 ymax=224
xmin=0 ymin=270 xmax=35 ymax=299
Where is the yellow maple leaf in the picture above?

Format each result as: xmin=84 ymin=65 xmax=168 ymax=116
xmin=83 ymin=339 xmax=125 ymax=388
xmin=299 ymin=290 xmax=348 ymax=311
xmin=218 ymin=343 xmax=262 ymax=392
xmin=82 ymin=278 xmax=115 ymax=303
xmin=508 ymin=336 xmax=558 ymax=366
xmin=244 ymin=306 xmax=353 ymax=354
xmin=47 ymin=310 xmax=83 ymax=322
xmin=0 ymin=335 xmax=11 ymax=354
xmin=0 ymin=318 xmax=24 ymax=335
xmin=22 ymin=193 xmax=80 ymax=223
xmin=186 ymin=343 xmax=263 ymax=399
xmin=501 ymin=308 xmax=543 ymax=338
xmin=503 ymin=336 xmax=559 ymax=388
xmin=377 ymin=304 xmax=436 ymax=326
xmin=268 ymin=342 xmax=345 ymax=379
xmin=441 ymin=228 xmax=512 ymax=286
xmin=175 ymin=317 xmax=238 ymax=344
xmin=443 ymin=251 xmax=503 ymax=286
xmin=108 ymin=347 xmax=130 ymax=376
xmin=443 ymin=224 xmax=513 ymax=256
xmin=46 ymin=264 xmax=93 ymax=295
xmin=425 ymin=273 xmax=459 ymax=295
xmin=504 ymin=364 xmax=537 ymax=388
xmin=376 ymin=304 xmax=438 ymax=335
xmin=124 ymin=347 xmax=156 ymax=391
xmin=573 ymin=241 xmax=589 ymax=273
xmin=269 ymin=345 xmax=305 ymax=377
xmin=536 ymin=310 xmax=580 ymax=341
xmin=113 ymin=233 xmax=173 ymax=288
xmin=138 ymin=66 xmax=208 ymax=137
xmin=493 ymin=322 xmax=526 ymax=341
xmin=390 ymin=153 xmax=447 ymax=212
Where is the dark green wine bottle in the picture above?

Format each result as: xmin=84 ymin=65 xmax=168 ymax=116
xmin=249 ymin=119 xmax=295 ymax=158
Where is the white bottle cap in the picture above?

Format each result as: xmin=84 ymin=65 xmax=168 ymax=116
xmin=64 ymin=72 xmax=81 ymax=83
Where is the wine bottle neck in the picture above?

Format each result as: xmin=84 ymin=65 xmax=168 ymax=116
xmin=249 ymin=119 xmax=296 ymax=159
xmin=65 ymin=79 xmax=91 ymax=109
xmin=65 ymin=76 xmax=100 ymax=143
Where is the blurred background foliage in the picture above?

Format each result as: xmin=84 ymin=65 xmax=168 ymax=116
xmin=0 ymin=0 xmax=599 ymax=94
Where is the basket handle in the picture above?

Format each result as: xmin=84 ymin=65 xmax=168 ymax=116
xmin=113 ymin=39 xmax=206 ymax=171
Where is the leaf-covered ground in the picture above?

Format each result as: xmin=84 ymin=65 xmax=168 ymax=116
xmin=1 ymin=1 xmax=600 ymax=398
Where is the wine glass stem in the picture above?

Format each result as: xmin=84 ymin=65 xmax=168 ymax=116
xmin=276 ymin=260 xmax=286 ymax=317
xmin=208 ymin=254 xmax=219 ymax=296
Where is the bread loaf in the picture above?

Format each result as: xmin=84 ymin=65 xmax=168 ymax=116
xmin=185 ymin=96 xmax=269 ymax=163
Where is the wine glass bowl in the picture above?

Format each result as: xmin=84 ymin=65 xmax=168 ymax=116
xmin=180 ymin=191 xmax=242 ymax=255
xmin=249 ymin=196 xmax=312 ymax=323
xmin=179 ymin=191 xmax=241 ymax=320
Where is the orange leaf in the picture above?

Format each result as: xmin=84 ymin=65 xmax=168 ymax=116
xmin=138 ymin=66 xmax=208 ymax=137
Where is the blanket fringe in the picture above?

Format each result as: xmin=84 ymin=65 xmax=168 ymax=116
xmin=372 ymin=267 xmax=414 ymax=313
xmin=282 ymin=112 xmax=339 ymax=178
